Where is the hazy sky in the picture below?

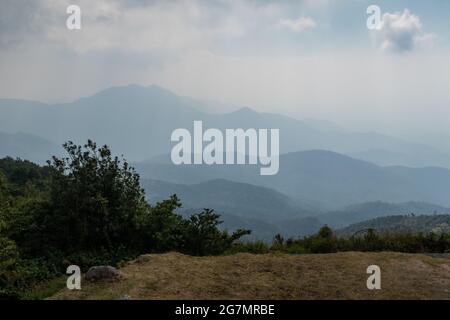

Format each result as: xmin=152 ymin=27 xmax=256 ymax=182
xmin=1 ymin=0 xmax=450 ymax=146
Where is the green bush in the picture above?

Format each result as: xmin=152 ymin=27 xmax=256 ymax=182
xmin=181 ymin=209 xmax=251 ymax=256
xmin=226 ymin=241 xmax=270 ymax=254
xmin=265 ymin=226 xmax=450 ymax=255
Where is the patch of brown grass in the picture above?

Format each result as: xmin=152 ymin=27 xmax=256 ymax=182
xmin=51 ymin=252 xmax=450 ymax=300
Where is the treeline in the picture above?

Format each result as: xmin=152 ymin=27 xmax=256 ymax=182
xmin=336 ymin=214 xmax=450 ymax=237
xmin=229 ymin=226 xmax=450 ymax=255
xmin=0 ymin=141 xmax=249 ymax=299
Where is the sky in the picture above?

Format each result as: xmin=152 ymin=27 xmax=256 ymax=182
xmin=0 ymin=0 xmax=450 ymax=148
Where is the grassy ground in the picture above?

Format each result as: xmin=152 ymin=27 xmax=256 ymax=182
xmin=51 ymin=251 xmax=450 ymax=300
xmin=22 ymin=277 xmax=67 ymax=300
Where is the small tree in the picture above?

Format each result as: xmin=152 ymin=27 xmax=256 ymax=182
xmin=182 ymin=209 xmax=251 ymax=256
xmin=43 ymin=140 xmax=149 ymax=253
xmin=309 ymin=225 xmax=338 ymax=253
xmin=141 ymin=195 xmax=185 ymax=252
xmin=318 ymin=225 xmax=333 ymax=239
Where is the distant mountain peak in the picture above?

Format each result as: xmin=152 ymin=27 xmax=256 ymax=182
xmin=232 ymin=106 xmax=258 ymax=115
xmin=89 ymin=83 xmax=176 ymax=98
xmin=69 ymin=83 xmax=205 ymax=116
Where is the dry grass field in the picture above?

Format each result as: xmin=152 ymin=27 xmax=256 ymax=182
xmin=51 ymin=252 xmax=450 ymax=300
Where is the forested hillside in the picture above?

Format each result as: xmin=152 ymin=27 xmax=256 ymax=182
xmin=135 ymin=150 xmax=450 ymax=209
xmin=319 ymin=201 xmax=450 ymax=227
xmin=337 ymin=215 xmax=450 ymax=236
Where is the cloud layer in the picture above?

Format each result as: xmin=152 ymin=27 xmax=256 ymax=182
xmin=373 ymin=9 xmax=434 ymax=52
xmin=277 ymin=17 xmax=317 ymax=33
xmin=0 ymin=0 xmax=449 ymax=144
xmin=0 ymin=0 xmax=290 ymax=54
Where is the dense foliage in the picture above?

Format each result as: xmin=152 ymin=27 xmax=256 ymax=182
xmin=0 ymin=141 xmax=249 ymax=299
xmin=231 ymin=226 xmax=450 ymax=255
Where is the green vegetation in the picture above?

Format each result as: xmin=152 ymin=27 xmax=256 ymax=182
xmin=0 ymin=141 xmax=249 ymax=299
xmin=268 ymin=226 xmax=450 ymax=254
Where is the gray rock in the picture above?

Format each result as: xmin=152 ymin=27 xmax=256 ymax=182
xmin=135 ymin=254 xmax=152 ymax=264
xmin=85 ymin=266 xmax=121 ymax=282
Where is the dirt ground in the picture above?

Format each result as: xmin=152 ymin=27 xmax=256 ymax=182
xmin=51 ymin=251 xmax=450 ymax=300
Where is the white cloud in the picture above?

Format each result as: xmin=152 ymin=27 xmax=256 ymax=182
xmin=277 ymin=17 xmax=317 ymax=33
xmin=0 ymin=0 xmax=287 ymax=54
xmin=373 ymin=9 xmax=434 ymax=52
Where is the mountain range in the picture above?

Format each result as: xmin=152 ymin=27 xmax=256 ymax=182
xmin=319 ymin=201 xmax=450 ymax=228
xmin=336 ymin=214 xmax=450 ymax=236
xmin=2 ymin=84 xmax=450 ymax=237
xmin=141 ymin=176 xmax=450 ymax=240
xmin=141 ymin=178 xmax=310 ymax=222
xmin=135 ymin=150 xmax=450 ymax=210
xmin=1 ymin=84 xmax=450 ymax=167
xmin=0 ymin=131 xmax=61 ymax=163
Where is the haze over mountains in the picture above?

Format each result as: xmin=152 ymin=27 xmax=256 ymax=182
xmin=136 ymin=150 xmax=450 ymax=210
xmin=336 ymin=214 xmax=450 ymax=237
xmin=142 ymin=178 xmax=307 ymax=222
xmin=141 ymin=177 xmax=450 ymax=240
xmin=1 ymin=84 xmax=450 ymax=239
xmin=320 ymin=201 xmax=450 ymax=228
xmin=1 ymin=84 xmax=450 ymax=167
xmin=0 ymin=131 xmax=60 ymax=163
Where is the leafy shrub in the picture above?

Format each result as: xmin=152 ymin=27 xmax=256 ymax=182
xmin=273 ymin=227 xmax=450 ymax=254
xmin=226 ymin=241 xmax=270 ymax=254
xmin=181 ymin=209 xmax=251 ymax=256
